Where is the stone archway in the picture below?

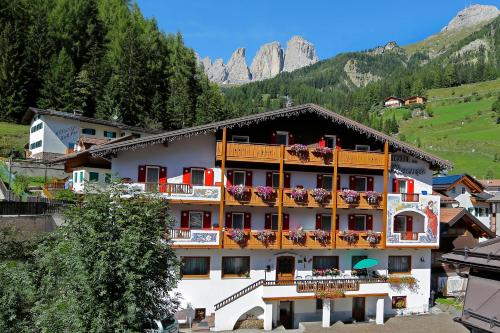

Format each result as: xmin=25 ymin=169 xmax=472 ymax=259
xmin=233 ymin=306 xmax=265 ymax=329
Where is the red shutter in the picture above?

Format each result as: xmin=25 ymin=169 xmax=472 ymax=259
xmin=204 ymin=169 xmax=214 ymax=186
xmin=319 ymin=138 xmax=325 ymax=147
xmin=138 ymin=165 xmax=146 ymax=183
xmin=159 ymin=167 xmax=167 ymax=192
xmin=284 ymin=173 xmax=291 ymax=188
xmin=316 ymin=214 xmax=322 ymax=229
xmin=348 ymin=215 xmax=355 ymax=230
xmin=288 ymin=133 xmax=294 ymax=145
xmin=271 ymin=131 xmax=277 ymax=144
xmin=366 ymin=215 xmax=373 ymax=231
xmin=265 ymin=213 xmax=272 ymax=230
xmin=245 ymin=171 xmax=253 ymax=187
xmin=336 ymin=215 xmax=340 ymax=231
xmin=203 ymin=212 xmax=211 ymax=229
xmin=392 ymin=178 xmax=398 ymax=193
xmin=349 ymin=176 xmax=356 ymax=190
xmin=181 ymin=211 xmax=189 ymax=229
xmin=408 ymin=179 xmax=415 ymax=194
xmin=183 ymin=168 xmax=191 ymax=184
xmin=367 ymin=177 xmax=374 ymax=191
xmin=244 ymin=213 xmax=251 ymax=230
xmin=283 ymin=214 xmax=290 ymax=230
xmin=407 ymin=216 xmax=413 ymax=232
xmin=266 ymin=172 xmax=273 ymax=186
xmin=225 ymin=213 xmax=232 ymax=228
xmin=336 ymin=136 xmax=341 ymax=149
xmin=317 ymin=174 xmax=323 ymax=188
xmin=226 ymin=170 xmax=233 ymax=186
xmin=337 ymin=175 xmax=341 ymax=190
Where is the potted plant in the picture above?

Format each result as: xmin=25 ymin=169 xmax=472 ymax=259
xmin=341 ymin=189 xmax=359 ymax=204
xmin=255 ymin=186 xmax=274 ymax=200
xmin=313 ymin=146 xmax=333 ymax=156
xmin=340 ymin=230 xmax=358 ymax=245
xmin=312 ymin=229 xmax=330 ymax=244
xmin=228 ymin=228 xmax=247 ymax=245
xmin=290 ymin=187 xmax=307 ymax=201
xmin=326 ymin=268 xmax=340 ymax=276
xmin=288 ymin=227 xmax=306 ymax=244
xmin=365 ymin=191 xmax=381 ymax=204
xmin=289 ymin=144 xmax=308 ymax=155
xmin=227 ymin=184 xmax=247 ymax=199
xmin=311 ymin=188 xmax=329 ymax=202
xmin=365 ymin=231 xmax=381 ymax=245
xmin=312 ymin=268 xmax=326 ymax=277
xmin=315 ymin=290 xmax=344 ymax=299
xmin=255 ymin=230 xmax=274 ymax=244
xmin=388 ymin=275 xmax=417 ymax=287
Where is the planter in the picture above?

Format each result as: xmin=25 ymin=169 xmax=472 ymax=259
xmin=312 ymin=229 xmax=330 ymax=244
xmin=227 ymin=185 xmax=248 ymax=199
xmin=254 ymin=230 xmax=275 ymax=244
xmin=255 ymin=186 xmax=274 ymax=200
xmin=341 ymin=189 xmax=359 ymax=204
xmin=313 ymin=146 xmax=333 ymax=156
xmin=315 ymin=290 xmax=344 ymax=299
xmin=340 ymin=231 xmax=358 ymax=245
xmin=228 ymin=228 xmax=248 ymax=245
xmin=290 ymin=187 xmax=307 ymax=202
xmin=365 ymin=231 xmax=381 ymax=246
xmin=288 ymin=227 xmax=306 ymax=244
xmin=365 ymin=191 xmax=381 ymax=205
xmin=311 ymin=188 xmax=329 ymax=202
xmin=388 ymin=275 xmax=417 ymax=287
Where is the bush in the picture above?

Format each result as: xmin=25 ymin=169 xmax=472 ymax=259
xmin=11 ymin=175 xmax=30 ymax=197
xmin=53 ymin=189 xmax=76 ymax=201
xmin=464 ymin=96 xmax=472 ymax=103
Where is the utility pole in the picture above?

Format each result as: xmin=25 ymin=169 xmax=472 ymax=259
xmin=7 ymin=154 xmax=12 ymax=201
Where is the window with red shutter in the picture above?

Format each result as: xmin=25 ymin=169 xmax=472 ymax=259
xmin=138 ymin=165 xmax=146 ymax=183
xmin=318 ymin=138 xmax=326 ymax=148
xmin=317 ymin=174 xmax=323 ymax=188
xmin=337 ymin=175 xmax=341 ymax=190
xmin=180 ymin=211 xmax=189 ymax=229
xmin=244 ymin=213 xmax=251 ymax=230
xmin=315 ymin=214 xmax=322 ymax=229
xmin=284 ymin=173 xmax=291 ymax=188
xmin=336 ymin=215 xmax=340 ymax=231
xmin=407 ymin=216 xmax=413 ymax=232
xmin=265 ymin=213 xmax=272 ymax=230
xmin=159 ymin=167 xmax=167 ymax=192
xmin=366 ymin=215 xmax=373 ymax=230
xmin=348 ymin=215 xmax=355 ymax=230
xmin=336 ymin=136 xmax=341 ymax=149
xmin=367 ymin=177 xmax=374 ymax=191
xmin=266 ymin=172 xmax=273 ymax=187
xmin=288 ymin=133 xmax=295 ymax=145
xmin=349 ymin=176 xmax=356 ymax=190
xmin=203 ymin=212 xmax=212 ymax=229
xmin=204 ymin=169 xmax=214 ymax=186
xmin=408 ymin=180 xmax=415 ymax=194
xmin=225 ymin=213 xmax=232 ymax=228
xmin=245 ymin=171 xmax=253 ymax=187
xmin=271 ymin=131 xmax=277 ymax=144
xmin=392 ymin=178 xmax=398 ymax=193
xmin=226 ymin=170 xmax=234 ymax=186
xmin=183 ymin=168 xmax=191 ymax=184
xmin=283 ymin=214 xmax=290 ymax=230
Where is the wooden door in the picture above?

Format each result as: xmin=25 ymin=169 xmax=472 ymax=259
xmin=352 ymin=297 xmax=365 ymax=322
xmin=276 ymin=256 xmax=295 ymax=283
xmin=279 ymin=301 xmax=294 ymax=329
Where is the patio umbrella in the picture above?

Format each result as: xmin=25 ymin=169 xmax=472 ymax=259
xmin=353 ymin=258 xmax=379 ymax=270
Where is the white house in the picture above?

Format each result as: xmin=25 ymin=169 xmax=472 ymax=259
xmin=481 ymin=179 xmax=500 ymax=235
xmin=21 ymin=108 xmax=160 ymax=160
xmin=62 ymin=104 xmax=451 ymax=330
xmin=383 ymin=97 xmax=404 ymax=108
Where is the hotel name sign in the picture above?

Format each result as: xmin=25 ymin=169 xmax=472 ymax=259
xmin=391 ymin=154 xmax=426 ymax=176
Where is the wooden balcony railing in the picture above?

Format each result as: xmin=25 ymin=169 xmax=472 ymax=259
xmin=282 ymin=189 xmax=333 ymax=208
xmin=284 ymin=147 xmax=334 ymax=166
xmin=335 ymin=231 xmax=384 ymax=249
xmin=225 ymin=187 xmax=278 ymax=207
xmin=142 ymin=182 xmax=193 ymax=194
xmin=336 ymin=191 xmax=383 ymax=209
xmin=167 ymin=228 xmax=191 ymax=239
xmin=223 ymin=230 xmax=279 ymax=249
xmin=398 ymin=232 xmax=419 ymax=241
xmin=281 ymin=230 xmax=333 ymax=249
xmin=337 ymin=150 xmax=386 ymax=169
xmin=401 ymin=193 xmax=419 ymax=202
xmin=216 ymin=142 xmax=280 ymax=163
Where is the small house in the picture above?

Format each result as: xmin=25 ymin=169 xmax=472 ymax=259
xmin=383 ymin=96 xmax=404 ymax=108
xmin=404 ymin=96 xmax=427 ymax=106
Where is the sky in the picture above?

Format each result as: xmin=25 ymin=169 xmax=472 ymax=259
xmin=137 ymin=0 xmax=500 ymax=62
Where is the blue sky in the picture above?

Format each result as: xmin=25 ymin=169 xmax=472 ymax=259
xmin=137 ymin=0 xmax=500 ymax=62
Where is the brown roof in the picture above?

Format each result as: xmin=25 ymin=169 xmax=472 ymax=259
xmin=87 ymin=103 xmax=453 ymax=170
xmin=440 ymin=207 xmax=495 ymax=238
xmin=433 ymin=190 xmax=457 ymax=204
xmin=481 ymin=179 xmax=500 ymax=188
xmin=442 ymin=237 xmax=500 ymax=268
xmin=79 ymin=136 xmax=109 ymax=146
xmin=384 ymin=96 xmax=403 ymax=102
xmin=440 ymin=208 xmax=466 ymax=224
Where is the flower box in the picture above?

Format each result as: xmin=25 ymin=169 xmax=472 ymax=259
xmin=311 ymin=188 xmax=329 ymax=202
xmin=227 ymin=184 xmax=248 ymax=199
xmin=341 ymin=189 xmax=359 ymax=204
xmin=288 ymin=227 xmax=306 ymax=244
xmin=255 ymin=186 xmax=274 ymax=200
xmin=289 ymin=144 xmax=308 ymax=154
xmin=313 ymin=268 xmax=340 ymax=277
xmin=388 ymin=275 xmax=417 ymax=286
xmin=313 ymin=146 xmax=333 ymax=156
xmin=255 ymin=230 xmax=275 ymax=244
xmin=365 ymin=231 xmax=381 ymax=245
xmin=312 ymin=229 xmax=330 ymax=244
xmin=365 ymin=191 xmax=381 ymax=204
xmin=290 ymin=187 xmax=307 ymax=201
xmin=315 ymin=290 xmax=344 ymax=299
xmin=228 ymin=228 xmax=247 ymax=245
xmin=339 ymin=230 xmax=358 ymax=245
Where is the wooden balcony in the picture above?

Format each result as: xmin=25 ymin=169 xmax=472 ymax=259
xmin=216 ymin=142 xmax=388 ymax=170
xmin=282 ymin=189 xmax=333 ymax=208
xmin=281 ymin=230 xmax=333 ymax=249
xmin=336 ymin=192 xmax=383 ymax=210
xmin=225 ymin=187 xmax=278 ymax=207
xmin=335 ymin=231 xmax=384 ymax=249
xmin=223 ymin=230 xmax=279 ymax=249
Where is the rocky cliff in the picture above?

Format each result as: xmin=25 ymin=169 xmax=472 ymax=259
xmin=199 ymin=35 xmax=318 ymax=84
xmin=441 ymin=4 xmax=499 ymax=32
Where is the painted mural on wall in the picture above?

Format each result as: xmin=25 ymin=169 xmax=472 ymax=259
xmin=172 ymin=230 xmax=219 ymax=246
xmin=55 ymin=125 xmax=79 ymax=145
xmin=386 ymin=194 xmax=440 ymax=246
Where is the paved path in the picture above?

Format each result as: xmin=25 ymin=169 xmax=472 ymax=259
xmin=302 ymin=313 xmax=467 ymax=333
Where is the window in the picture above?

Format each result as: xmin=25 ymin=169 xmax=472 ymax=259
xmin=397 ymin=179 xmax=408 ymax=193
xmin=189 ymin=212 xmax=203 ymax=229
xmin=181 ymin=257 xmax=210 ymax=278
xmin=30 ymin=122 xmax=43 ymax=133
xmin=388 ymin=256 xmax=411 ymax=274
xmin=191 ymin=168 xmax=205 ymax=186
xmin=82 ymin=128 xmax=96 ymax=135
xmin=451 ymin=188 xmax=456 ymax=194
xmin=233 ymin=171 xmax=246 ymax=186
xmin=79 ymin=171 xmax=84 ymax=183
xmin=352 ymin=255 xmax=367 ymax=269
xmin=353 ymin=215 xmax=366 ymax=231
xmin=89 ymin=172 xmax=99 ymax=182
xmin=354 ymin=177 xmax=367 ymax=192
xmin=324 ymin=135 xmax=336 ymax=149
xmin=231 ymin=213 xmax=244 ymax=229
xmin=394 ymin=216 xmax=408 ymax=232
xmin=313 ymin=256 xmax=339 ymax=270
xmin=461 ymin=187 xmax=466 ymax=194
xmin=73 ymin=172 xmax=77 ymax=183
xmin=30 ymin=140 xmax=42 ymax=149
xmin=105 ymin=173 xmax=112 ymax=183
xmin=355 ymin=145 xmax=370 ymax=151
xmin=322 ymin=175 xmax=333 ymax=191
xmin=320 ymin=214 xmax=331 ymax=231
xmin=104 ymin=131 xmax=117 ymax=139
xmin=271 ymin=214 xmax=279 ymax=231
xmin=316 ymin=299 xmax=323 ymax=310
xmin=392 ymin=296 xmax=407 ymax=309
xmin=232 ymin=135 xmax=249 ymax=143
xmin=146 ymin=166 xmax=159 ymax=183
xmin=222 ymin=257 xmax=250 ymax=278
xmin=272 ymin=173 xmax=280 ymax=188
xmin=276 ymin=131 xmax=288 ymax=145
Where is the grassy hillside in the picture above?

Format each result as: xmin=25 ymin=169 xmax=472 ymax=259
xmin=383 ymin=80 xmax=500 ymax=178
xmin=0 ymin=122 xmax=29 ymax=157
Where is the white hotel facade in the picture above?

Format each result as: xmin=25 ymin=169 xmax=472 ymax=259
xmin=69 ymin=104 xmax=451 ymax=330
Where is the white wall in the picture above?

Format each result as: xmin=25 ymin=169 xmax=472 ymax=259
xmin=72 ymin=167 xmax=111 ymax=193
xmin=445 ymin=184 xmax=491 ymax=226
xmin=390 ymin=152 xmax=433 ymax=194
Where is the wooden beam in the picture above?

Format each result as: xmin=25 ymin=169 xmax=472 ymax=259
xmin=331 ymin=147 xmax=339 ymax=249
xmin=219 ymin=127 xmax=227 ymax=249
xmin=382 ymin=141 xmax=390 ymax=248
xmin=277 ymin=144 xmax=285 ymax=249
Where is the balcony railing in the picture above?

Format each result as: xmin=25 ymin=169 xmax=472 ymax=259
xmin=282 ymin=189 xmax=333 ymax=208
xmin=167 ymin=228 xmax=219 ymax=247
xmin=398 ymin=232 xmax=419 ymax=241
xmin=142 ymin=182 xmax=193 ymax=194
xmin=281 ymin=230 xmax=333 ymax=249
xmin=130 ymin=182 xmax=221 ymax=202
xmin=223 ymin=230 xmax=279 ymax=249
xmin=335 ymin=231 xmax=384 ymax=249
xmin=401 ymin=193 xmax=420 ymax=202
xmin=225 ymin=187 xmax=278 ymax=207
xmin=336 ymin=191 xmax=383 ymax=209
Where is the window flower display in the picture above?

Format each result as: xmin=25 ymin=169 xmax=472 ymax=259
xmin=341 ymin=189 xmax=359 ymax=204
xmin=288 ymin=227 xmax=306 ymax=243
xmin=256 ymin=186 xmax=274 ymax=200
xmin=365 ymin=191 xmax=381 ymax=204
xmin=290 ymin=187 xmax=307 ymax=201
xmin=311 ymin=188 xmax=329 ymax=202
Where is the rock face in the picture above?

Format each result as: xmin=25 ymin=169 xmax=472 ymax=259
xmin=199 ymin=36 xmax=318 ymax=84
xmin=442 ymin=4 xmax=499 ymax=32
xmin=370 ymin=41 xmax=400 ymax=55
xmin=283 ymin=36 xmax=319 ymax=72
xmin=250 ymin=42 xmax=284 ymax=81
xmin=344 ymin=59 xmax=381 ymax=88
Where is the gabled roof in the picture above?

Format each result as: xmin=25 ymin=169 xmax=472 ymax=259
xmin=22 ymin=107 xmax=162 ymax=134
xmin=87 ymin=103 xmax=453 ymax=169
xmin=442 ymin=237 xmax=500 ymax=270
xmin=433 ymin=190 xmax=457 ymax=204
xmin=440 ymin=207 xmax=495 ymax=238
xmin=433 ymin=174 xmax=485 ymax=193
xmin=384 ymin=96 xmax=403 ymax=102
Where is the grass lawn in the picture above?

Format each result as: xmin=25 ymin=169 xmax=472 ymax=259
xmin=0 ymin=121 xmax=29 ymax=157
xmin=427 ymin=79 xmax=500 ymax=100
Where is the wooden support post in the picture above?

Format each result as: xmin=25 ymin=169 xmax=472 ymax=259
xmin=219 ymin=127 xmax=227 ymax=249
xmin=382 ymin=141 xmax=390 ymax=248
xmin=277 ymin=144 xmax=285 ymax=249
xmin=331 ymin=148 xmax=339 ymax=249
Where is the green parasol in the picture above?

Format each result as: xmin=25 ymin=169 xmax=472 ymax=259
xmin=353 ymin=258 xmax=379 ymax=269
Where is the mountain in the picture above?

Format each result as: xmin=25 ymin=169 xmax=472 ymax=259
xmin=198 ymin=35 xmax=319 ymax=84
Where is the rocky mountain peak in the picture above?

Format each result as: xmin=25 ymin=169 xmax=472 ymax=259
xmin=250 ymin=41 xmax=284 ymax=81
xmin=225 ymin=48 xmax=251 ymax=84
xmin=283 ymin=35 xmax=319 ymax=72
xmin=441 ymin=4 xmax=499 ymax=32
xmin=370 ymin=41 xmax=400 ymax=55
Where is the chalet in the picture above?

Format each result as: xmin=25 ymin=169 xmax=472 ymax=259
xmin=383 ymin=96 xmax=404 ymax=108
xmin=404 ymin=96 xmax=427 ymax=106
xmin=21 ymin=107 xmax=160 ymax=160
xmin=441 ymin=238 xmax=500 ymax=333
xmin=59 ymin=103 xmax=451 ymax=330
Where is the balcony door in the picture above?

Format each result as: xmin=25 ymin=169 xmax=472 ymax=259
xmin=352 ymin=297 xmax=365 ymax=322
xmin=276 ymin=256 xmax=295 ymax=283
xmin=146 ymin=166 xmax=160 ymax=192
